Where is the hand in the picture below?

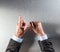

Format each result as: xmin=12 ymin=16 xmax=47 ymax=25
xmin=30 ymin=21 xmax=45 ymax=36
xmin=15 ymin=16 xmax=29 ymax=38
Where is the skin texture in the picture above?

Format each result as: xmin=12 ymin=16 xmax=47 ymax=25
xmin=15 ymin=16 xmax=29 ymax=38
xmin=30 ymin=21 xmax=45 ymax=36
xmin=16 ymin=16 xmax=45 ymax=38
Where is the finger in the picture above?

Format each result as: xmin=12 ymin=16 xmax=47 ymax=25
xmin=38 ymin=22 xmax=43 ymax=30
xmin=17 ymin=16 xmax=21 ymax=27
xmin=20 ymin=16 xmax=24 ymax=23
xmin=18 ymin=16 xmax=21 ymax=24
xmin=18 ymin=16 xmax=24 ymax=24
xmin=20 ymin=17 xmax=26 ymax=27
xmin=17 ymin=16 xmax=24 ymax=28
xmin=32 ymin=22 xmax=37 ymax=28
xmin=30 ymin=22 xmax=32 ymax=27
xmin=24 ymin=24 xmax=30 ymax=32
xmin=30 ymin=22 xmax=35 ymax=29
xmin=18 ymin=16 xmax=25 ymax=27
xmin=31 ymin=21 xmax=37 ymax=28
xmin=22 ymin=23 xmax=30 ymax=29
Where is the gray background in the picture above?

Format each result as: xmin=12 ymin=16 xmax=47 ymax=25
xmin=0 ymin=0 xmax=60 ymax=52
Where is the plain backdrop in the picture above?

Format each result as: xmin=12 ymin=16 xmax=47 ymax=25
xmin=0 ymin=0 xmax=60 ymax=52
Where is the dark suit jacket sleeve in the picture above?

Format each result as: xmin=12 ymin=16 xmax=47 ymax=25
xmin=6 ymin=39 xmax=23 ymax=52
xmin=38 ymin=39 xmax=55 ymax=52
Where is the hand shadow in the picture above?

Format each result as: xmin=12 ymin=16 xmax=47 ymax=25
xmin=19 ymin=22 xmax=60 ymax=52
xmin=19 ymin=28 xmax=36 ymax=52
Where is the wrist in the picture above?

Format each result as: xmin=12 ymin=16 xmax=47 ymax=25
xmin=35 ymin=34 xmax=48 ymax=41
xmin=15 ymin=32 xmax=24 ymax=38
xmin=15 ymin=34 xmax=22 ymax=38
xmin=37 ymin=32 xmax=45 ymax=36
xmin=41 ymin=31 xmax=45 ymax=36
xmin=16 ymin=29 xmax=24 ymax=38
xmin=12 ymin=35 xmax=23 ymax=43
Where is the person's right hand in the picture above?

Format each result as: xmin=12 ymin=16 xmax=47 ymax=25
xmin=15 ymin=16 xmax=29 ymax=38
xmin=30 ymin=21 xmax=45 ymax=36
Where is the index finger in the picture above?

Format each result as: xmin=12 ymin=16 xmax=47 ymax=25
xmin=18 ymin=16 xmax=22 ymax=23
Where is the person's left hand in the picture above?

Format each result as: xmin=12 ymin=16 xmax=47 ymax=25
xmin=30 ymin=21 xmax=45 ymax=36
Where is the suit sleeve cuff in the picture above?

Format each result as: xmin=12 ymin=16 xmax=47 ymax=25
xmin=35 ymin=34 xmax=48 ymax=41
xmin=12 ymin=35 xmax=23 ymax=43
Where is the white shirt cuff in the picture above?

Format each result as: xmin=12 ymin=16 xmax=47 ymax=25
xmin=12 ymin=35 xmax=23 ymax=43
xmin=35 ymin=34 xmax=48 ymax=41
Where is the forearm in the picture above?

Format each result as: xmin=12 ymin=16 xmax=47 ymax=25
xmin=38 ymin=40 xmax=55 ymax=52
xmin=36 ymin=34 xmax=55 ymax=52
xmin=6 ymin=35 xmax=23 ymax=52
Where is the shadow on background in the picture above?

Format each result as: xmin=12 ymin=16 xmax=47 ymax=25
xmin=19 ymin=23 xmax=60 ymax=52
xmin=43 ymin=23 xmax=59 ymax=38
xmin=19 ymin=29 xmax=36 ymax=52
